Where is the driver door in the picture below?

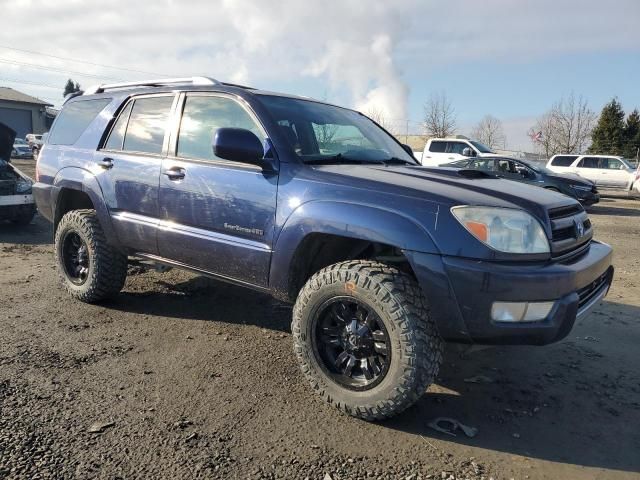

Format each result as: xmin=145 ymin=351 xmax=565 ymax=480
xmin=157 ymin=92 xmax=277 ymax=287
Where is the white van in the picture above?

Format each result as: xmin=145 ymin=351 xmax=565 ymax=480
xmin=420 ymin=137 xmax=498 ymax=166
xmin=546 ymin=154 xmax=636 ymax=191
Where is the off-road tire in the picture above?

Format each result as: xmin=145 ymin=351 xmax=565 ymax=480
xmin=54 ymin=209 xmax=127 ymax=303
xmin=292 ymin=260 xmax=443 ymax=421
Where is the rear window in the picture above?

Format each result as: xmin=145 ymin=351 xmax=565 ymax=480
xmin=48 ymin=98 xmax=111 ymax=145
xmin=429 ymin=141 xmax=446 ymax=153
xmin=550 ymin=155 xmax=578 ymax=167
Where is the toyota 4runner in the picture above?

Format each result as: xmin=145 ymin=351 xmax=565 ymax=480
xmin=33 ymin=77 xmax=614 ymax=420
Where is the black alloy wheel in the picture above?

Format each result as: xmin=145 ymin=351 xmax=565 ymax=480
xmin=61 ymin=231 xmax=90 ymax=285
xmin=313 ymin=297 xmax=391 ymax=391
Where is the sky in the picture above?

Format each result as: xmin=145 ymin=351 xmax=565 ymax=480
xmin=2 ymin=0 xmax=639 ymax=151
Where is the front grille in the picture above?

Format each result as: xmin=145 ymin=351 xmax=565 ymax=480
xmin=577 ymin=270 xmax=610 ymax=309
xmin=549 ymin=204 xmax=584 ymax=220
xmin=548 ymin=203 xmax=592 ymax=260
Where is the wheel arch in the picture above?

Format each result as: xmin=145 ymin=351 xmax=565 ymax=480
xmin=52 ymin=167 xmax=119 ymax=246
xmin=269 ymin=201 xmax=439 ymax=302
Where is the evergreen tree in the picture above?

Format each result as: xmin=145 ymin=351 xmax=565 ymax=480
xmin=589 ymin=98 xmax=626 ymax=155
xmin=623 ymin=109 xmax=640 ymax=160
xmin=63 ymin=79 xmax=82 ymax=98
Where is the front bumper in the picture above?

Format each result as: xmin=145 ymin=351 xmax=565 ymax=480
xmin=405 ymin=241 xmax=613 ymax=345
xmin=574 ymin=189 xmax=599 ymax=206
xmin=0 ymin=194 xmax=34 ymax=207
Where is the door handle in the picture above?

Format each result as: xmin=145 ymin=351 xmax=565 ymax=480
xmin=163 ymin=167 xmax=186 ymax=180
xmin=98 ymin=157 xmax=114 ymax=169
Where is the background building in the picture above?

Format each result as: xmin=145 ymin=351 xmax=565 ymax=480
xmin=0 ymin=87 xmax=53 ymax=139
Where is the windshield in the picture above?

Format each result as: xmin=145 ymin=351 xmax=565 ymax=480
xmin=257 ymin=95 xmax=417 ymax=164
xmin=469 ymin=140 xmax=494 ymax=154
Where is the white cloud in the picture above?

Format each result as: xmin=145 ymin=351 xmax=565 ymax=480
xmin=1 ymin=0 xmax=638 ymax=119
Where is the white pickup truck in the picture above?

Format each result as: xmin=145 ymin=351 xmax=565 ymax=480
xmin=420 ymin=136 xmax=499 ymax=166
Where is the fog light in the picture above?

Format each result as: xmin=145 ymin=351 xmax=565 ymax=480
xmin=491 ymin=301 xmax=554 ymax=322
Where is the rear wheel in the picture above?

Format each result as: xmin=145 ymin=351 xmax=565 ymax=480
xmin=292 ymin=260 xmax=443 ymax=420
xmin=54 ymin=209 xmax=127 ymax=303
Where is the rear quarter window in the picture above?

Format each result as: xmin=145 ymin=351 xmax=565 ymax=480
xmin=429 ymin=141 xmax=446 ymax=153
xmin=48 ymin=98 xmax=112 ymax=145
xmin=550 ymin=155 xmax=578 ymax=167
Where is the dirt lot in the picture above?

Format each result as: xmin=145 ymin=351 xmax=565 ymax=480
xmin=1 ymin=159 xmax=639 ymax=479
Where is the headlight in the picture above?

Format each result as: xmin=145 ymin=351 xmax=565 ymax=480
xmin=15 ymin=180 xmax=32 ymax=194
xmin=451 ymin=206 xmax=549 ymax=254
xmin=570 ymin=184 xmax=592 ymax=192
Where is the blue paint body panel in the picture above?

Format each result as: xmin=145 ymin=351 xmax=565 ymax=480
xmin=32 ymin=83 xmax=614 ymax=345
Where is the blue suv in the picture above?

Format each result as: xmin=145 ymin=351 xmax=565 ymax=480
xmin=33 ymin=77 xmax=613 ymax=420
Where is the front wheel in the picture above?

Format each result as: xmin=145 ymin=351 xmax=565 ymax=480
xmin=54 ymin=209 xmax=127 ymax=303
xmin=292 ymin=260 xmax=443 ymax=420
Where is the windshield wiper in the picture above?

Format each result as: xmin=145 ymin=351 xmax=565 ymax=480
xmin=380 ymin=157 xmax=417 ymax=166
xmin=303 ymin=154 xmax=383 ymax=165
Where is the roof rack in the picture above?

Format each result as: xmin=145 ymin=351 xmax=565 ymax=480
xmin=83 ymin=76 xmax=220 ymax=95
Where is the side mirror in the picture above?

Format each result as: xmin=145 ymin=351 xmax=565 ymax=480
xmin=462 ymin=147 xmax=476 ymax=157
xmin=213 ymin=128 xmax=265 ymax=166
xmin=401 ymin=144 xmax=414 ymax=157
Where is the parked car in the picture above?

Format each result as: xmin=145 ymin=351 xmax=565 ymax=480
xmin=420 ymin=136 xmax=500 ymax=166
xmin=439 ymin=156 xmax=599 ymax=206
xmin=11 ymin=144 xmax=34 ymax=159
xmin=14 ymin=138 xmax=28 ymax=146
xmin=546 ymin=154 xmax=636 ymax=193
xmin=33 ymin=77 xmax=613 ymax=420
xmin=0 ymin=123 xmax=37 ymax=225
xmin=26 ymin=133 xmax=44 ymax=158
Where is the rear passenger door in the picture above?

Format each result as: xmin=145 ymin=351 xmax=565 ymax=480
xmin=97 ymin=94 xmax=177 ymax=254
xmin=574 ymin=157 xmax=604 ymax=186
xmin=157 ymin=92 xmax=277 ymax=288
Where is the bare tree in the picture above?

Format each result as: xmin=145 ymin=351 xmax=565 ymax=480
xmin=315 ymin=122 xmax=339 ymax=145
xmin=365 ymin=106 xmax=394 ymax=133
xmin=529 ymin=93 xmax=596 ymax=156
xmin=423 ymin=92 xmax=456 ymax=138
xmin=471 ymin=115 xmax=506 ymax=149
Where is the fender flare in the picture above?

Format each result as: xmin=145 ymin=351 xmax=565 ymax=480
xmin=52 ymin=167 xmax=120 ymax=246
xmin=269 ymin=200 xmax=439 ymax=299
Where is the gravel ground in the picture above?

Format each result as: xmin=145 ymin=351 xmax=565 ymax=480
xmin=1 ymin=159 xmax=639 ymax=479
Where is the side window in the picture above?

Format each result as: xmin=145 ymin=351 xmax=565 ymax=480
xmin=177 ymin=95 xmax=265 ymax=161
xmin=447 ymin=142 xmax=468 ymax=155
xmin=578 ymin=157 xmax=599 ymax=168
xmin=122 ymin=96 xmax=174 ymax=154
xmin=104 ymin=101 xmax=133 ymax=151
xmin=48 ymin=98 xmax=111 ymax=145
xmin=429 ymin=141 xmax=446 ymax=153
xmin=605 ymin=158 xmax=622 ymax=170
xmin=551 ymin=155 xmax=578 ymax=167
xmin=471 ymin=159 xmax=494 ymax=171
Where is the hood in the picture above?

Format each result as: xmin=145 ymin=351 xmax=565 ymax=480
xmin=312 ymin=164 xmax=578 ymax=220
xmin=546 ymin=172 xmax=593 ymax=186
xmin=0 ymin=122 xmax=17 ymax=162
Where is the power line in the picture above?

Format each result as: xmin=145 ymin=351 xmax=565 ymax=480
xmin=0 ymin=57 xmax=125 ymax=81
xmin=0 ymin=44 xmax=170 ymax=77
xmin=0 ymin=76 xmax=62 ymax=90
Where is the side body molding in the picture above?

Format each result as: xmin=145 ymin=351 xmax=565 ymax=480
xmin=269 ymin=201 xmax=439 ymax=299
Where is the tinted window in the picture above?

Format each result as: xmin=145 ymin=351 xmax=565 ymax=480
xmin=104 ymin=102 xmax=133 ymax=151
xmin=447 ymin=142 xmax=468 ymax=155
xmin=578 ymin=157 xmax=599 ymax=168
xmin=177 ymin=95 xmax=264 ymax=161
xmin=122 ymin=96 xmax=174 ymax=154
xmin=49 ymin=98 xmax=111 ymax=145
xmin=469 ymin=159 xmax=497 ymax=171
xmin=429 ymin=141 xmax=446 ymax=153
xmin=551 ymin=155 xmax=578 ymax=167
